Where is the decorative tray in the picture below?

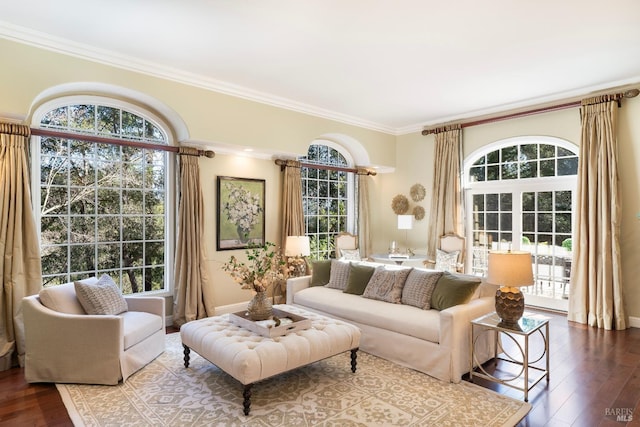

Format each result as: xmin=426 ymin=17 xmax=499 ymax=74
xmin=230 ymin=308 xmax=312 ymax=338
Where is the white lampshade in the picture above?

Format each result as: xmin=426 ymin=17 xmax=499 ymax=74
xmin=487 ymin=251 xmax=534 ymax=287
xmin=285 ymin=236 xmax=311 ymax=257
xmin=397 ymin=215 xmax=414 ymax=230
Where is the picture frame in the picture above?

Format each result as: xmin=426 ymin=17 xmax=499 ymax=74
xmin=217 ymin=176 xmax=266 ymax=251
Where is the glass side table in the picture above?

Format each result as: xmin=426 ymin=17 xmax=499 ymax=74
xmin=469 ymin=312 xmax=550 ymax=402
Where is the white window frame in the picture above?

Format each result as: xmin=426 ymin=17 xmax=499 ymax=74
xmin=300 ymin=140 xmax=356 ymax=259
xmin=464 ymin=136 xmax=578 ymax=311
xmin=30 ymin=95 xmax=176 ymax=296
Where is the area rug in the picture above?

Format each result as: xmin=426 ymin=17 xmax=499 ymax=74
xmin=57 ymin=333 xmax=530 ymax=426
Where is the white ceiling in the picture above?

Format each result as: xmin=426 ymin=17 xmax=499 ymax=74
xmin=2 ymin=0 xmax=640 ymax=135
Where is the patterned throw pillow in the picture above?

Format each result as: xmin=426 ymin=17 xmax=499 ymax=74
xmin=340 ymin=249 xmax=361 ymax=261
xmin=325 ymin=260 xmax=352 ymax=291
xmin=362 ymin=267 xmax=412 ymax=304
xmin=435 ymin=249 xmax=460 ymax=272
xmin=401 ymin=269 xmax=443 ymax=310
xmin=74 ymin=274 xmax=128 ymax=315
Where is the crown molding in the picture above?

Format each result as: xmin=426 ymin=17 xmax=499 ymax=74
xmin=0 ymin=21 xmax=396 ymax=135
xmin=398 ymin=78 xmax=640 ymax=135
xmin=3 ymin=21 xmax=638 ymax=138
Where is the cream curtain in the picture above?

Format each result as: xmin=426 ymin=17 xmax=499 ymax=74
xmin=426 ymin=125 xmax=463 ymax=260
xmin=568 ymin=96 xmax=627 ymax=330
xmin=280 ymin=160 xmax=304 ymax=248
xmin=0 ymin=123 xmax=42 ymax=369
xmin=173 ymin=148 xmax=214 ymax=326
xmin=357 ymin=169 xmax=372 ymax=258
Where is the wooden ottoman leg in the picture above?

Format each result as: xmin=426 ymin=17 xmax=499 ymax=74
xmin=243 ymin=384 xmax=253 ymax=415
xmin=351 ymin=348 xmax=358 ymax=373
xmin=183 ymin=344 xmax=191 ymax=368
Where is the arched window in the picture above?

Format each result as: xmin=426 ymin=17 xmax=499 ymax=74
xmin=465 ymin=136 xmax=577 ymax=310
xmin=299 ymin=142 xmax=356 ymax=259
xmin=31 ymin=97 xmax=175 ymax=295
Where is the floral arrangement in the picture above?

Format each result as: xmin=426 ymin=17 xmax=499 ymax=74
xmin=222 ymin=183 xmax=263 ymax=236
xmin=222 ymin=242 xmax=287 ymax=293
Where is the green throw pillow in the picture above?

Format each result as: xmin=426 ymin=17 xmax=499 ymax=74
xmin=430 ymin=271 xmax=481 ymax=310
xmin=344 ymin=263 xmax=376 ymax=295
xmin=310 ymin=260 xmax=332 ymax=286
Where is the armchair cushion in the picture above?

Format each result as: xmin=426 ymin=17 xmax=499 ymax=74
xmin=74 ymin=274 xmax=128 ymax=315
xmin=435 ymin=249 xmax=460 ymax=272
xmin=121 ymin=311 xmax=164 ymax=350
xmin=340 ymin=248 xmax=361 ymax=261
xmin=39 ymin=281 xmax=91 ymax=314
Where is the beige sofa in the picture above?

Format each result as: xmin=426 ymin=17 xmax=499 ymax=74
xmin=23 ymin=278 xmax=165 ymax=385
xmin=286 ymin=261 xmax=496 ymax=383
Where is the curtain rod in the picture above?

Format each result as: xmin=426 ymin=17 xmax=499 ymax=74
xmin=30 ymin=127 xmax=215 ymax=158
xmin=421 ymin=88 xmax=639 ymax=136
xmin=274 ymin=159 xmax=376 ymax=176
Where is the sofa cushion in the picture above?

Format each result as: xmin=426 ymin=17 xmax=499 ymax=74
xmin=75 ymin=274 xmax=129 ymax=315
xmin=293 ymin=286 xmax=440 ymax=343
xmin=431 ymin=271 xmax=481 ymax=310
xmin=121 ymin=311 xmax=163 ymax=350
xmin=344 ymin=263 xmax=376 ymax=295
xmin=325 ymin=260 xmax=351 ymax=291
xmin=401 ymin=270 xmax=443 ymax=310
xmin=362 ymin=266 xmax=412 ymax=304
xmin=39 ymin=281 xmax=91 ymax=314
xmin=310 ymin=260 xmax=332 ymax=286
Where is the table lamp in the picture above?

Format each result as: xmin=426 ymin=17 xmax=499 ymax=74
xmin=285 ymin=236 xmax=311 ymax=277
xmin=397 ymin=215 xmax=413 ymax=253
xmin=487 ymin=250 xmax=534 ymax=327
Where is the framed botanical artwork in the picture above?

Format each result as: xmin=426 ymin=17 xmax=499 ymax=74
xmin=217 ymin=176 xmax=266 ymax=251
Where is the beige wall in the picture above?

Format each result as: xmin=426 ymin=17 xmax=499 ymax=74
xmin=0 ymin=38 xmax=395 ymax=308
xmin=198 ymin=153 xmax=283 ymax=306
xmin=2 ymin=38 xmax=639 ymax=319
xmin=0 ymin=39 xmax=396 ymax=166
xmin=391 ymin=97 xmax=640 ymax=320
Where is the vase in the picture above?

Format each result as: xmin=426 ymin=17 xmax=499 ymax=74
xmin=237 ymin=226 xmax=250 ymax=244
xmin=247 ymin=290 xmax=273 ymax=321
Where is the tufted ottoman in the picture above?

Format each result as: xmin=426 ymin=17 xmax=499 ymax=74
xmin=180 ymin=304 xmax=361 ymax=415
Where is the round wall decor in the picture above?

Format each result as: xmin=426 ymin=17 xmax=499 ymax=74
xmin=391 ymin=194 xmax=410 ymax=214
xmin=410 ymin=183 xmax=426 ymax=202
xmin=413 ymin=206 xmax=425 ymax=220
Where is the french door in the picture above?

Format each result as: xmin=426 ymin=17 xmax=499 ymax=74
xmin=466 ymin=179 xmax=574 ymax=312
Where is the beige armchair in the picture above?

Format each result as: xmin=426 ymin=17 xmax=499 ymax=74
xmin=23 ymin=278 xmax=165 ymax=385
xmin=424 ymin=233 xmax=466 ymax=273
xmin=334 ymin=232 xmax=359 ymax=259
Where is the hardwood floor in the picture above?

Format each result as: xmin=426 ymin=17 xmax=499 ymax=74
xmin=1 ymin=315 xmax=639 ymax=426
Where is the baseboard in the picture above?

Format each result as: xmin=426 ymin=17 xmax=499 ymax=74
xmin=628 ymin=316 xmax=640 ymax=328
